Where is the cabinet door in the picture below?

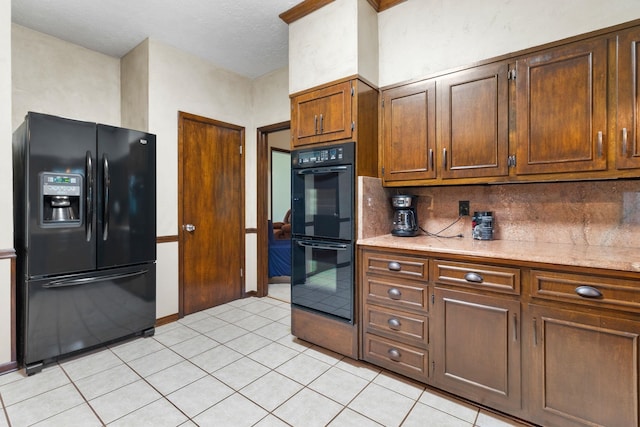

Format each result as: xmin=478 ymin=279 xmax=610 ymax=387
xmin=291 ymin=81 xmax=353 ymax=147
xmin=438 ymin=62 xmax=509 ymax=179
xmin=433 ymin=287 xmax=521 ymax=412
xmin=528 ymin=304 xmax=640 ymax=427
xmin=617 ymin=26 xmax=640 ymax=170
xmin=381 ymin=79 xmax=437 ymax=183
xmin=515 ymin=37 xmax=608 ymax=175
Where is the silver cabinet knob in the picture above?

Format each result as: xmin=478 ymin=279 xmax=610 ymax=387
xmin=183 ymin=224 xmax=196 ymax=232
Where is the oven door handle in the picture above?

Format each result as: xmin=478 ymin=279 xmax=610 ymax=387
xmin=297 ymin=240 xmax=349 ymax=251
xmin=296 ymin=166 xmax=348 ymax=175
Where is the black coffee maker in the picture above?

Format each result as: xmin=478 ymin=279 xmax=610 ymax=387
xmin=391 ymin=195 xmax=419 ymax=237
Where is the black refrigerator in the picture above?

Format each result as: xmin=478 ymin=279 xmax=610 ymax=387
xmin=13 ymin=112 xmax=157 ymax=375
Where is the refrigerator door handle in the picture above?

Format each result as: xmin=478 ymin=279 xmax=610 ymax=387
xmin=86 ymin=151 xmax=93 ymax=242
xmin=43 ymin=269 xmax=149 ymax=288
xmin=102 ymin=153 xmax=110 ymax=241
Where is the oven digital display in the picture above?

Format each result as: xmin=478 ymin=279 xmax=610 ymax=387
xmin=298 ymin=147 xmax=343 ymax=165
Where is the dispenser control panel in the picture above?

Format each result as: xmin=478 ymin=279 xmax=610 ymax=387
xmin=42 ymin=174 xmax=82 ymax=196
xmin=39 ymin=172 xmax=83 ymax=227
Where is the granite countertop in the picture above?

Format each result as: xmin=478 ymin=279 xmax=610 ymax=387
xmin=357 ymin=234 xmax=640 ymax=273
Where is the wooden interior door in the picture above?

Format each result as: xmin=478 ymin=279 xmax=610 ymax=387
xmin=179 ymin=112 xmax=245 ymax=315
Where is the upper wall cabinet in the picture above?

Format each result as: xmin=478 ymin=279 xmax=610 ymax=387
xmin=381 ymin=79 xmax=436 ymax=182
xmin=616 ymin=26 xmax=640 ymax=170
xmin=381 ymin=62 xmax=510 ymax=186
xmin=291 ymin=81 xmax=353 ymax=147
xmin=290 ymin=78 xmax=379 ymax=177
xmin=438 ymin=62 xmax=510 ymax=180
xmin=515 ymin=37 xmax=608 ymax=175
xmin=381 ymin=20 xmax=640 ymax=187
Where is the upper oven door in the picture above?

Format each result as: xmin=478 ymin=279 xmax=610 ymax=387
xmin=291 ymin=164 xmax=354 ymax=241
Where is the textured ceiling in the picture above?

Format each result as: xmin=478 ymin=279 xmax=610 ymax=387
xmin=11 ymin=0 xmax=300 ymax=79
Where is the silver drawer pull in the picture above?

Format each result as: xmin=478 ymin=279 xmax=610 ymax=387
xmin=464 ymin=272 xmax=484 ymax=283
xmin=387 ymin=261 xmax=401 ymax=271
xmin=388 ymin=348 xmax=401 ymax=360
xmin=388 ymin=318 xmax=401 ymax=330
xmin=575 ymin=285 xmax=603 ymax=299
xmin=387 ymin=288 xmax=402 ymax=299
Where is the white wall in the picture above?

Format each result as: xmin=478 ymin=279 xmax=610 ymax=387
xmin=0 ymin=0 xmax=13 ymax=367
xmin=11 ymin=24 xmax=121 ymax=129
xmin=378 ymin=0 xmax=640 ymax=87
xmin=288 ymin=0 xmax=379 ymax=94
xmin=249 ymin=67 xmax=290 ymax=292
xmin=121 ymin=40 xmax=149 ymax=132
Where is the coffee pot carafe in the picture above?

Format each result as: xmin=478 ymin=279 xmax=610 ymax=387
xmin=391 ymin=195 xmax=419 ymax=237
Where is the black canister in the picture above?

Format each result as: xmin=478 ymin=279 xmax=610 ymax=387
xmin=472 ymin=211 xmax=493 ymax=240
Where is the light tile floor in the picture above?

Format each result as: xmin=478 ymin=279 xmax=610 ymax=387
xmin=0 ymin=296 xmax=532 ymax=427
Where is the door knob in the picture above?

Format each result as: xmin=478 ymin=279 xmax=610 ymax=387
xmin=183 ymin=224 xmax=196 ymax=232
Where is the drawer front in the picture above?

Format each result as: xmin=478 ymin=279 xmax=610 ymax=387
xmin=365 ymin=304 xmax=428 ymax=348
xmin=364 ymin=251 xmax=428 ymax=282
xmin=432 ymin=260 xmax=520 ymax=295
xmin=531 ymin=269 xmax=640 ymax=312
xmin=363 ymin=333 xmax=429 ymax=382
xmin=365 ymin=277 xmax=429 ymax=312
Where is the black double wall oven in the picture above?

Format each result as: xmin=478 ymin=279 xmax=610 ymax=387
xmin=291 ymin=142 xmax=355 ymax=323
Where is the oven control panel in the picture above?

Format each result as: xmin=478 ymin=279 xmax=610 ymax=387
xmin=293 ymin=142 xmax=355 ymax=167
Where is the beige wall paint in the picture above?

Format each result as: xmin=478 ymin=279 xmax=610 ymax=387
xmin=121 ymin=40 xmax=149 ymax=131
xmin=378 ymin=0 xmax=640 ymax=87
xmin=147 ymin=39 xmax=253 ymax=313
xmin=11 ymin=24 xmax=121 ymax=130
xmin=289 ymin=0 xmax=359 ymax=94
xmin=288 ymin=0 xmax=379 ymax=94
xmin=0 ymin=0 xmax=12 ymax=367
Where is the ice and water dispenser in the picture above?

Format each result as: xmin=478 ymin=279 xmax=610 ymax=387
xmin=40 ymin=172 xmax=83 ymax=226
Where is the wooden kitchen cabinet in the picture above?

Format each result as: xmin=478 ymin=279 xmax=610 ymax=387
xmin=380 ymin=62 xmax=509 ymax=185
xmin=360 ymin=248 xmax=431 ymax=382
xmin=381 ymin=79 xmax=436 ymax=183
xmin=616 ymin=26 xmax=640 ymax=170
xmin=291 ymin=81 xmax=353 ymax=147
xmin=525 ymin=267 xmax=640 ymax=426
xmin=527 ymin=304 xmax=640 ymax=427
xmin=438 ymin=61 xmax=510 ymax=180
xmin=358 ymin=243 xmax=640 ymax=426
xmin=431 ymin=259 xmax=522 ymax=413
xmin=515 ymin=37 xmax=608 ymax=176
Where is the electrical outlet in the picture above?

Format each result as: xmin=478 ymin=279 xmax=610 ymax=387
xmin=459 ymin=200 xmax=470 ymax=216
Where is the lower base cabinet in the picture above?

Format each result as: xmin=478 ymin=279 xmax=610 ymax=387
xmin=358 ymin=247 xmax=640 ymax=426
xmin=527 ymin=304 xmax=640 ymax=427
xmin=432 ymin=287 xmax=522 ymax=414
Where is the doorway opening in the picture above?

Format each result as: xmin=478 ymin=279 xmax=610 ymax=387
xmin=256 ymin=122 xmax=290 ymax=298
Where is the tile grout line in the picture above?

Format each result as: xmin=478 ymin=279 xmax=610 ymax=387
xmin=58 ymin=362 xmax=108 ymax=426
xmin=0 ymin=392 xmax=12 ymax=427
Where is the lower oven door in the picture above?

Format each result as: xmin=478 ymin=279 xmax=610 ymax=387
xmin=291 ymin=238 xmax=354 ymax=323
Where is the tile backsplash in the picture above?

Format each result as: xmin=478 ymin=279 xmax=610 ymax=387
xmin=359 ymin=176 xmax=640 ymax=248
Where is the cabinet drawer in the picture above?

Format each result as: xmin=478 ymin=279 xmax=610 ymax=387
xmin=364 ymin=277 xmax=429 ymax=312
xmin=363 ymin=333 xmax=429 ymax=382
xmin=364 ymin=304 xmax=428 ymax=348
xmin=531 ymin=269 xmax=640 ymax=312
xmin=363 ymin=251 xmax=428 ymax=282
xmin=432 ymin=260 xmax=520 ymax=295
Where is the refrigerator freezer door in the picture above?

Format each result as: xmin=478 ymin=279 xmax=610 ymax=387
xmin=22 ymin=113 xmax=97 ymax=277
xmin=22 ymin=264 xmax=156 ymax=369
xmin=97 ymin=125 xmax=156 ymax=268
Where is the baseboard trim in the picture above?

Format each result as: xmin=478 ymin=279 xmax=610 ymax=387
xmin=156 ymin=313 xmax=179 ymax=327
